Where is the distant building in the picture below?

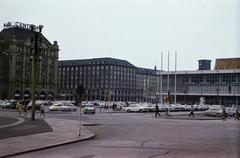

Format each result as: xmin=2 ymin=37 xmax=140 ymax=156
xmin=0 ymin=22 xmax=59 ymax=100
xmin=58 ymin=57 xmax=240 ymax=106
xmin=215 ymin=58 xmax=240 ymax=70
xmin=58 ymin=58 xmax=138 ymax=101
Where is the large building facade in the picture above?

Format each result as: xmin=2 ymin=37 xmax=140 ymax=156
xmin=58 ymin=57 xmax=240 ymax=105
xmin=0 ymin=22 xmax=59 ymax=100
xmin=58 ymin=58 xmax=137 ymax=101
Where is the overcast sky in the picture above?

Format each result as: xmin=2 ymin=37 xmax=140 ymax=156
xmin=0 ymin=0 xmax=239 ymax=71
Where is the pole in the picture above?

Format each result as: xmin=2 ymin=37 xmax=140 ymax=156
xmin=174 ymin=51 xmax=177 ymax=105
xmin=160 ymin=52 xmax=163 ymax=104
xmin=79 ymin=100 xmax=82 ymax=136
xmin=167 ymin=51 xmax=170 ymax=104
xmin=31 ymin=32 xmax=38 ymax=121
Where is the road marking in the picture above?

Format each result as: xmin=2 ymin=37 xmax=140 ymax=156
xmin=0 ymin=117 xmax=24 ymax=129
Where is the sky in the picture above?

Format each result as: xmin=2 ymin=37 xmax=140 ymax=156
xmin=0 ymin=0 xmax=239 ymax=71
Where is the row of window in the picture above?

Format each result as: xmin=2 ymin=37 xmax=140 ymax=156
xmin=183 ymin=74 xmax=239 ymax=83
xmin=59 ymin=66 xmax=135 ymax=73
xmin=17 ymin=46 xmax=57 ymax=58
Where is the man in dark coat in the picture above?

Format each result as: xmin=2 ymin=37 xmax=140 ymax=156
xmin=155 ymin=104 xmax=161 ymax=117
xmin=189 ymin=105 xmax=195 ymax=117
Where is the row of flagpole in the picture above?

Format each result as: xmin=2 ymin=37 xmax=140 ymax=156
xmin=159 ymin=51 xmax=177 ymax=105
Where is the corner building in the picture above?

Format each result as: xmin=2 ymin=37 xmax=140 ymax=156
xmin=0 ymin=26 xmax=59 ymax=99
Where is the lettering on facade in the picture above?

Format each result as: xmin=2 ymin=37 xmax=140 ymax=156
xmin=3 ymin=21 xmax=43 ymax=32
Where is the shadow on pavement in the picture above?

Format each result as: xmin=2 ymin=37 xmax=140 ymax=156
xmin=0 ymin=117 xmax=52 ymax=139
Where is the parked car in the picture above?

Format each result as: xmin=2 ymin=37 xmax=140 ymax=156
xmin=145 ymin=104 xmax=156 ymax=112
xmin=0 ymin=101 xmax=13 ymax=109
xmin=226 ymin=107 xmax=236 ymax=116
xmin=123 ymin=104 xmax=149 ymax=112
xmin=27 ymin=100 xmax=47 ymax=110
xmin=49 ymin=102 xmax=77 ymax=112
xmin=49 ymin=103 xmax=62 ymax=111
xmin=62 ymin=103 xmax=78 ymax=112
xmin=83 ymin=103 xmax=95 ymax=114
xmin=204 ymin=106 xmax=223 ymax=117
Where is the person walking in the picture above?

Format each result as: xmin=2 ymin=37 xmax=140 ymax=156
xmin=16 ymin=101 xmax=23 ymax=116
xmin=22 ymin=100 xmax=28 ymax=117
xmin=40 ymin=104 xmax=45 ymax=118
xmin=221 ymin=107 xmax=227 ymax=121
xmin=235 ymin=107 xmax=239 ymax=120
xmin=155 ymin=104 xmax=161 ymax=117
xmin=189 ymin=105 xmax=195 ymax=117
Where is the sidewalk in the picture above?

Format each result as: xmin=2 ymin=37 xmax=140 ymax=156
xmin=0 ymin=115 xmax=95 ymax=158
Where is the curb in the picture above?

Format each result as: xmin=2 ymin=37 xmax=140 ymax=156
xmin=0 ymin=132 xmax=95 ymax=158
xmin=160 ymin=117 xmax=221 ymax=121
xmin=0 ymin=117 xmax=24 ymax=129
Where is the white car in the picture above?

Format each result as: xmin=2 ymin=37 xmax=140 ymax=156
xmin=226 ymin=107 xmax=236 ymax=116
xmin=123 ymin=104 xmax=149 ymax=112
xmin=49 ymin=103 xmax=77 ymax=112
xmin=83 ymin=103 xmax=96 ymax=114
xmin=204 ymin=106 xmax=223 ymax=117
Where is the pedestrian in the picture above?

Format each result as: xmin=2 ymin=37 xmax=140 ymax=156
xmin=221 ymin=107 xmax=226 ymax=121
xmin=40 ymin=104 xmax=45 ymax=118
xmin=165 ymin=107 xmax=170 ymax=116
xmin=155 ymin=104 xmax=161 ymax=117
xmin=189 ymin=105 xmax=195 ymax=117
xmin=16 ymin=101 xmax=23 ymax=116
xmin=235 ymin=107 xmax=239 ymax=120
xmin=23 ymin=101 xmax=27 ymax=117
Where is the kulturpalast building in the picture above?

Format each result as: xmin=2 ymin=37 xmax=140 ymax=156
xmin=58 ymin=58 xmax=240 ymax=106
xmin=0 ymin=22 xmax=59 ymax=100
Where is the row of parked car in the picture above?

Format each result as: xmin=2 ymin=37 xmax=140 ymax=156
xmin=118 ymin=103 xmax=209 ymax=113
xmin=1 ymin=99 xmax=239 ymax=117
xmin=0 ymin=100 xmax=17 ymax=109
xmin=204 ymin=105 xmax=239 ymax=117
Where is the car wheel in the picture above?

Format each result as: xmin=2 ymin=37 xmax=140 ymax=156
xmin=139 ymin=109 xmax=143 ymax=112
xmin=127 ymin=109 xmax=131 ymax=112
xmin=217 ymin=113 xmax=221 ymax=117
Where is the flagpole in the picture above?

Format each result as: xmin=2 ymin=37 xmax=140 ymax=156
xmin=174 ymin=51 xmax=177 ymax=105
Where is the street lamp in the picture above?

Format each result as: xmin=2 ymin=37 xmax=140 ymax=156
xmin=216 ymin=88 xmax=220 ymax=105
xmin=30 ymin=24 xmax=43 ymax=121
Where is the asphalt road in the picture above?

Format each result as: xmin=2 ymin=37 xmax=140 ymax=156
xmin=11 ymin=111 xmax=240 ymax=158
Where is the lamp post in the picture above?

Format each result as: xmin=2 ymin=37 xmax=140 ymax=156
xmin=76 ymin=85 xmax=85 ymax=136
xmin=30 ymin=24 xmax=43 ymax=121
xmin=216 ymin=88 xmax=220 ymax=105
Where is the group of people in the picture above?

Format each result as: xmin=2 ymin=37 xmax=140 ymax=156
xmin=154 ymin=104 xmax=171 ymax=117
xmin=16 ymin=100 xmax=45 ymax=118
xmin=221 ymin=107 xmax=239 ymax=121
xmin=154 ymin=104 xmax=240 ymax=120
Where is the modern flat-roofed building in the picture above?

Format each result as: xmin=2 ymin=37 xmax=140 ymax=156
xmin=0 ymin=22 xmax=59 ymax=100
xmin=58 ymin=57 xmax=240 ymax=105
xmin=161 ymin=69 xmax=240 ymax=105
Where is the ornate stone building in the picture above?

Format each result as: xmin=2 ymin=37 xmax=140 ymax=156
xmin=0 ymin=23 xmax=59 ymax=100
